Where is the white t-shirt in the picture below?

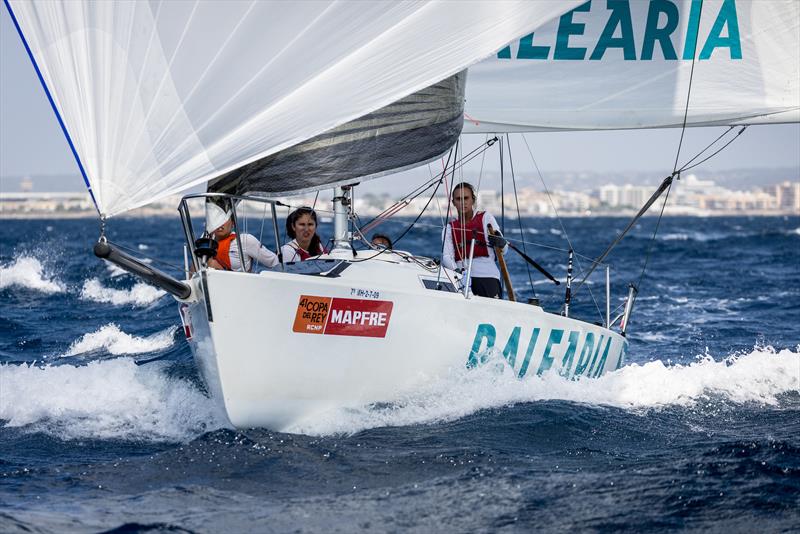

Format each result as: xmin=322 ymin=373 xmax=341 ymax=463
xmin=280 ymin=239 xmax=324 ymax=262
xmin=442 ymin=212 xmax=508 ymax=280
xmin=226 ymin=233 xmax=279 ymax=271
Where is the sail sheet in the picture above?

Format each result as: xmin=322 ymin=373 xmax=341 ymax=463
xmin=6 ymin=0 xmax=582 ymax=216
xmin=209 ymin=72 xmax=466 ymax=197
xmin=464 ymin=0 xmax=800 ymax=132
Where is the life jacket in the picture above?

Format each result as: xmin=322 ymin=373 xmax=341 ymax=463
xmin=289 ymin=240 xmax=324 ymax=261
xmin=291 ymin=243 xmax=312 ymax=261
xmin=214 ymin=233 xmax=236 ymax=270
xmin=451 ymin=211 xmax=489 ymax=262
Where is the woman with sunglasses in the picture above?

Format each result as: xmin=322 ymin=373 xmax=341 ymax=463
xmin=282 ymin=207 xmax=327 ymax=262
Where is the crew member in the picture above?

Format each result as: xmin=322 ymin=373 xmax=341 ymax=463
xmin=205 ymin=202 xmax=279 ymax=271
xmin=371 ymin=233 xmax=393 ymax=250
xmin=442 ymin=182 xmax=508 ymax=298
xmin=282 ymin=207 xmax=326 ymax=262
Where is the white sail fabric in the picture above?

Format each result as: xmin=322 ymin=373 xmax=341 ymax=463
xmin=464 ymin=0 xmax=800 ymax=133
xmin=7 ymin=0 xmax=582 ymax=216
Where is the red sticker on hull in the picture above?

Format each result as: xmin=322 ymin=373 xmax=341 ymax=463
xmin=293 ymin=295 xmax=393 ymax=338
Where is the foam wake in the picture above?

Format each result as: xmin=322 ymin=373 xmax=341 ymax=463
xmin=80 ymin=278 xmax=166 ymax=306
xmin=288 ymin=346 xmax=800 ymax=436
xmin=0 ymin=359 xmax=227 ymax=441
xmin=0 ymin=256 xmax=65 ymax=294
xmin=63 ymin=323 xmax=176 ymax=357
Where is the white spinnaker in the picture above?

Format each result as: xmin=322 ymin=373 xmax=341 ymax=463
xmin=464 ymin=0 xmax=800 ymax=132
xmin=7 ymin=0 xmax=582 ymax=217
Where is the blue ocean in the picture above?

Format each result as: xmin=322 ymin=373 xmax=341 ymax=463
xmin=1 ymin=214 xmax=798 ymax=532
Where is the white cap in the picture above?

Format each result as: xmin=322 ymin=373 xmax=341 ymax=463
xmin=205 ymin=202 xmax=231 ymax=232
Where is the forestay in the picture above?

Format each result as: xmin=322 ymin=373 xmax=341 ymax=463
xmin=6 ymin=0 xmax=581 ymax=216
xmin=464 ymin=0 xmax=800 ymax=132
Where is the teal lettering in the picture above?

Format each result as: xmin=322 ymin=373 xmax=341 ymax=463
xmin=559 ymin=331 xmax=581 ymax=377
xmin=497 ymin=46 xmax=511 ymax=59
xmin=537 ymin=329 xmax=564 ymax=375
xmin=585 ymin=334 xmax=605 ymax=376
xmin=517 ymin=32 xmax=550 ymax=59
xmin=590 ymin=0 xmax=636 ymax=60
xmin=642 ymin=0 xmax=679 ymax=60
xmin=467 ymin=323 xmax=495 ymax=368
xmin=518 ymin=328 xmax=541 ymax=378
xmin=574 ymin=333 xmax=596 ymax=376
xmin=615 ymin=341 xmax=629 ymax=370
xmin=699 ymin=0 xmax=741 ymax=59
xmin=502 ymin=326 xmax=522 ymax=368
xmin=554 ymin=1 xmax=591 ymax=60
xmin=682 ymin=0 xmax=703 ymax=59
xmin=592 ymin=338 xmax=612 ymax=377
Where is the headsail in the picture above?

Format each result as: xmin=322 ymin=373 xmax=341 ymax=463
xmin=6 ymin=0 xmax=582 ymax=216
xmin=464 ymin=0 xmax=800 ymax=132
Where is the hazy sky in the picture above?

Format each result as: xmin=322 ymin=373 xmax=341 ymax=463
xmin=1 ymin=9 xmax=798 ymax=194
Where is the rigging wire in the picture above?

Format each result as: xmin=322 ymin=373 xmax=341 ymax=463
xmin=505 ymin=134 xmax=536 ymax=297
xmin=521 ymin=134 xmax=605 ymax=322
xmin=394 ymin=146 xmax=455 ymax=247
xmin=499 ymin=136 xmax=505 ymax=233
xmin=633 ymin=0 xmax=704 ymax=294
xmin=359 ymin=138 xmax=496 ymax=234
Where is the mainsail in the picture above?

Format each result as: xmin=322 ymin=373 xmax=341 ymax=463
xmin=6 ymin=0 xmax=581 ymax=216
xmin=209 ymin=72 xmax=466 ymax=197
xmin=464 ymin=0 xmax=800 ymax=132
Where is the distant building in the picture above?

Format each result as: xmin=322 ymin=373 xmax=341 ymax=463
xmin=768 ymin=181 xmax=800 ymax=213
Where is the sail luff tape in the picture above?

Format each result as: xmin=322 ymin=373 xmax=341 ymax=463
xmin=3 ymin=0 xmax=99 ymax=213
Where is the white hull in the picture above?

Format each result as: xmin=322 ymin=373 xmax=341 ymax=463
xmin=181 ymin=250 xmax=628 ymax=430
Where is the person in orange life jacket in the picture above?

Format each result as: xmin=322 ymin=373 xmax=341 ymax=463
xmin=281 ymin=207 xmax=327 ymax=262
xmin=205 ymin=202 xmax=279 ymax=271
xmin=442 ymin=182 xmax=508 ymax=298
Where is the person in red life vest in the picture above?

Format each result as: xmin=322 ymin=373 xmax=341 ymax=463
xmin=205 ymin=202 xmax=279 ymax=271
xmin=442 ymin=182 xmax=508 ymax=298
xmin=281 ymin=207 xmax=327 ymax=262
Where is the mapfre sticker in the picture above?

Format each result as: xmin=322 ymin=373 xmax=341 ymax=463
xmin=293 ymin=295 xmax=393 ymax=338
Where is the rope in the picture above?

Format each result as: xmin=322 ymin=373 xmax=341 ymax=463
xmin=505 ymin=134 xmax=536 ymax=297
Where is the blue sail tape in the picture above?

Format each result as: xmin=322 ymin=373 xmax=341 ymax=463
xmin=3 ymin=0 xmax=100 ymax=213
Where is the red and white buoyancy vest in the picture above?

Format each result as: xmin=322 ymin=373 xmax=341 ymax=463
xmin=289 ymin=240 xmax=325 ymax=261
xmin=213 ymin=233 xmax=236 ymax=270
xmin=451 ymin=211 xmax=490 ymax=262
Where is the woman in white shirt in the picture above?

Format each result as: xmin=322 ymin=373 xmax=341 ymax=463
xmin=281 ymin=207 xmax=326 ymax=262
xmin=442 ymin=182 xmax=508 ymax=298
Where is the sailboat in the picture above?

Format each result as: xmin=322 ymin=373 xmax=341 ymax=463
xmin=6 ymin=1 xmax=798 ymax=430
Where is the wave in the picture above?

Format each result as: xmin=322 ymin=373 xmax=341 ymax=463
xmin=287 ymin=346 xmax=800 ymax=436
xmin=63 ymin=323 xmax=176 ymax=357
xmin=0 ymin=256 xmax=65 ymax=294
xmin=80 ymin=278 xmax=165 ymax=306
xmin=0 ymin=359 xmax=227 ymax=441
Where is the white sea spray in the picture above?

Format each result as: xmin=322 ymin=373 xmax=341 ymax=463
xmin=0 ymin=256 xmax=65 ymax=294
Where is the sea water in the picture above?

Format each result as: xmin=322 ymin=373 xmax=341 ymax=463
xmin=1 ymin=215 xmax=798 ymax=532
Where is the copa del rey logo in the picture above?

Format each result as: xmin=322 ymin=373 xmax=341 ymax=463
xmin=293 ymin=295 xmax=393 ymax=338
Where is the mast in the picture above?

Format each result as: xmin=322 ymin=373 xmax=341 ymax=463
xmin=332 ymin=186 xmax=352 ymax=251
